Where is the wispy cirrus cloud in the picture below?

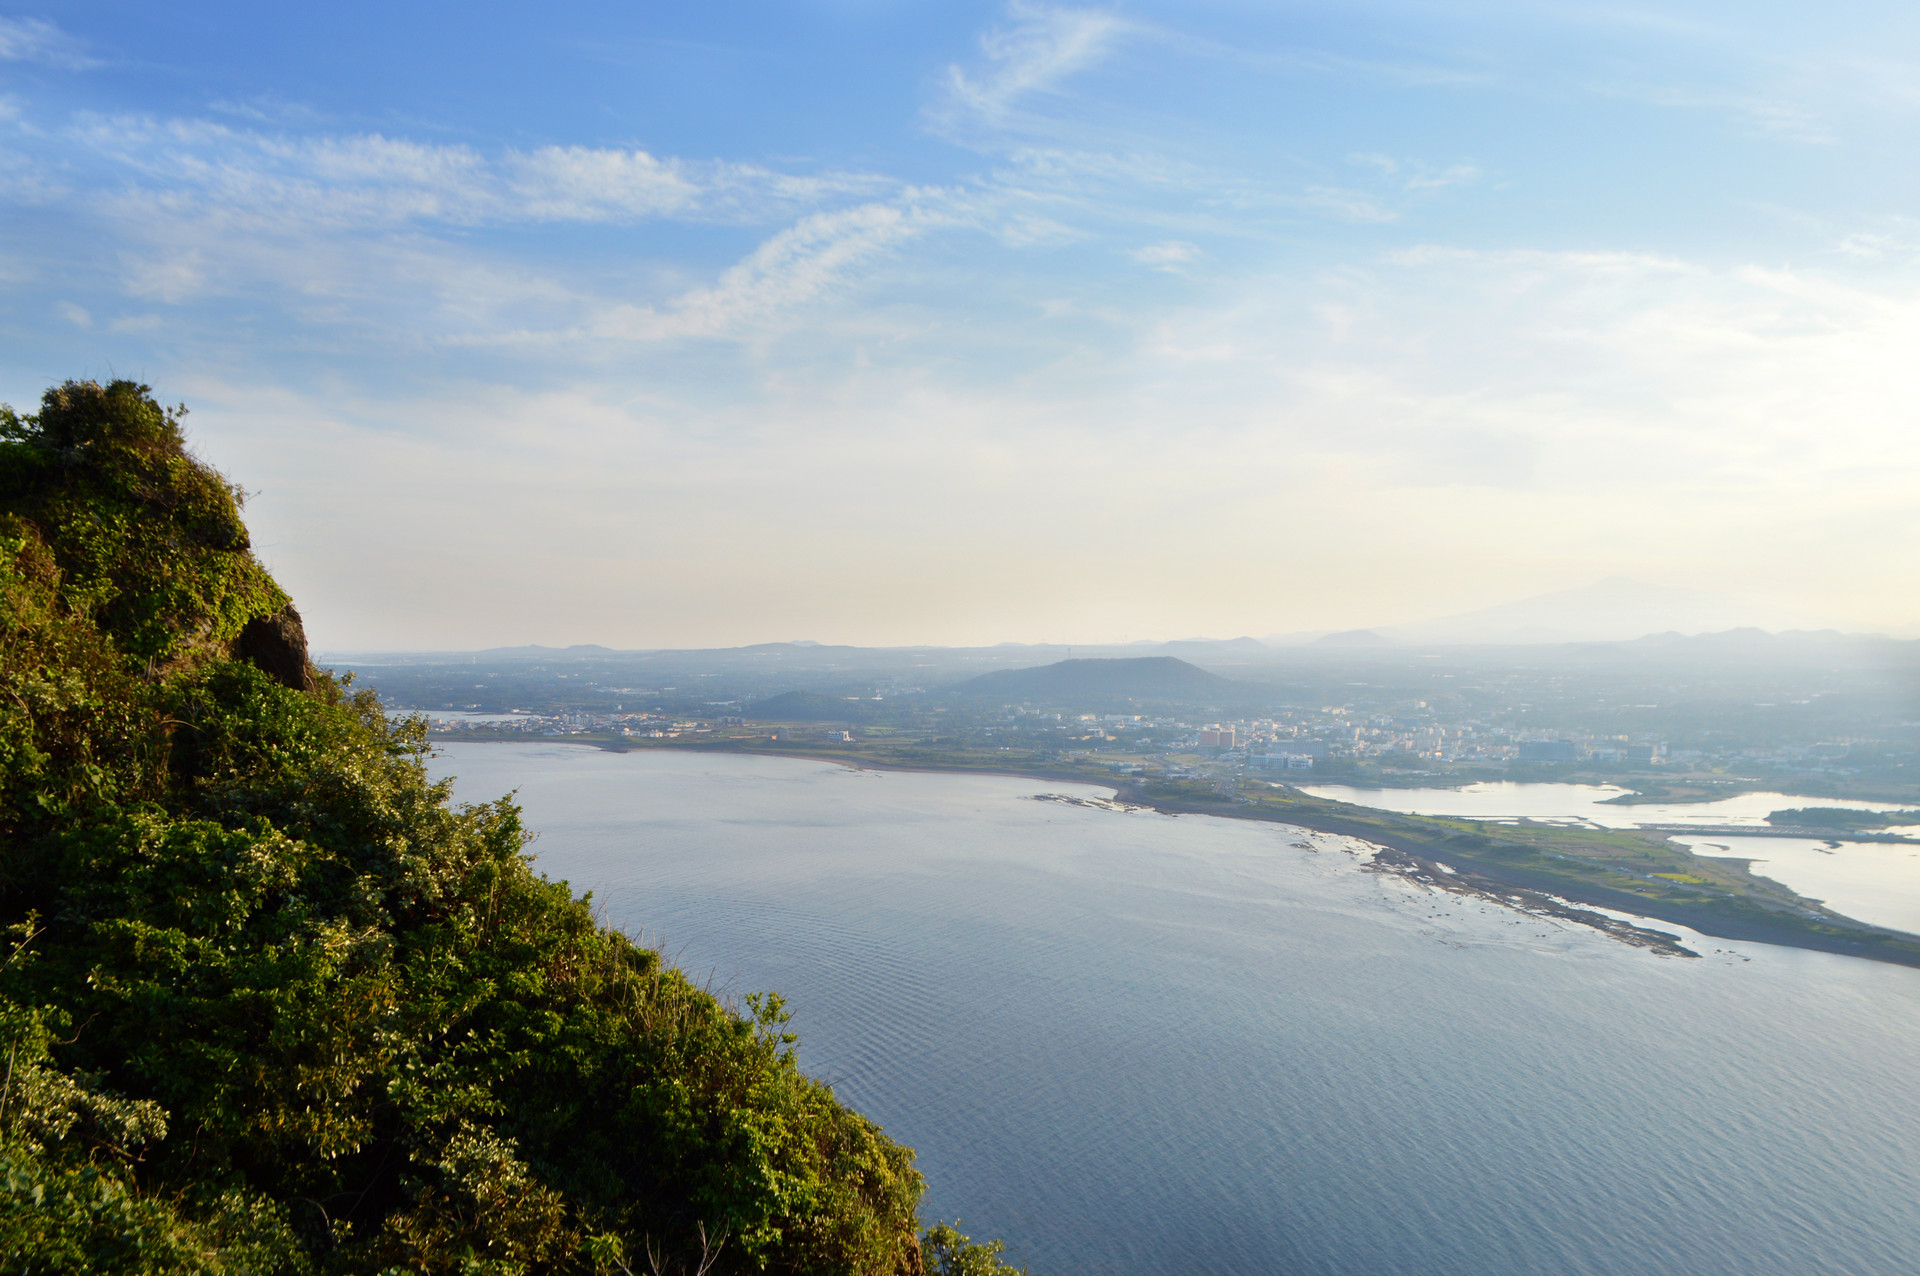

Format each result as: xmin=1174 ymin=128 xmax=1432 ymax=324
xmin=968 ymin=144 xmax=1479 ymax=239
xmin=10 ymin=0 xmax=1920 ymax=648
xmin=1830 ymin=224 xmax=1920 ymax=262
xmin=0 ymin=101 xmax=931 ymax=349
xmin=1402 ymin=163 xmax=1481 ymax=192
xmin=536 ymin=201 xmax=938 ymax=344
xmin=1297 ymin=186 xmax=1397 ymax=224
xmin=0 ymin=15 xmax=94 ymax=69
xmin=1582 ymin=77 xmax=1834 ymax=143
xmin=59 ymin=114 xmax=894 ymax=232
xmin=1130 ymin=240 xmax=1198 ymax=271
xmin=190 ymin=237 xmax=1920 ymax=648
xmin=937 ymin=3 xmax=1134 ymax=124
xmin=1347 ymin=154 xmax=1482 ymax=192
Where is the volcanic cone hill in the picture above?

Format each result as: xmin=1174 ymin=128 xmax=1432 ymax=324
xmin=0 ymin=382 xmax=1013 ymax=1275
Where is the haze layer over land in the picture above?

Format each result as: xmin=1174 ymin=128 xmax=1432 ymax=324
xmin=5 ymin=2 xmax=1920 ymax=648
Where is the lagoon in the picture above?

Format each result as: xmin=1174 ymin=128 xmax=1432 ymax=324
xmin=1297 ymin=780 xmax=1912 ymax=828
xmin=434 ymin=744 xmax=1920 ymax=1276
xmin=1300 ymin=781 xmax=1920 ymax=934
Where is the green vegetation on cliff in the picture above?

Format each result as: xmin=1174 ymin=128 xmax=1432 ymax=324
xmin=0 ymin=383 xmax=1013 ymax=1275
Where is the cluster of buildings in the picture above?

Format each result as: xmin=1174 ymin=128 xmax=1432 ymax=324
xmin=416 ymin=710 xmax=711 ymax=739
xmin=413 ymin=698 xmax=1862 ymax=784
xmin=1019 ymin=708 xmax=1686 ymax=776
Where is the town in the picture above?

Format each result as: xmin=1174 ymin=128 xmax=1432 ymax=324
xmin=345 ymin=630 xmax=1919 ymax=803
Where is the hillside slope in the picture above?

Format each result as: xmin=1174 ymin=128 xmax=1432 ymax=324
xmin=0 ymin=383 xmax=1005 ymax=1275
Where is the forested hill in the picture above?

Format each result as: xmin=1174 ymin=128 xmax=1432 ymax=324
xmin=950 ymin=656 xmax=1235 ymax=705
xmin=0 ymin=382 xmax=1013 ymax=1275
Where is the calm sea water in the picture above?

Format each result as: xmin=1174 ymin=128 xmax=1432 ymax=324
xmin=433 ymin=745 xmax=1920 ymax=1276
xmin=1300 ymin=781 xmax=1920 ymax=934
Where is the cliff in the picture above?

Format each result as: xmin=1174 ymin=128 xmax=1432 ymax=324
xmin=0 ymin=382 xmax=1008 ymax=1275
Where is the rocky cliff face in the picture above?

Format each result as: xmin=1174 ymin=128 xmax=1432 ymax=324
xmin=230 ymin=602 xmax=316 ymax=692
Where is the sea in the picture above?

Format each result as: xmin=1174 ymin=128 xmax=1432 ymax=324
xmin=431 ymin=744 xmax=1920 ymax=1276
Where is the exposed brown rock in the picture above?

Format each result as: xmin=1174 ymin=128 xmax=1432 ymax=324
xmin=231 ymin=602 xmax=316 ymax=692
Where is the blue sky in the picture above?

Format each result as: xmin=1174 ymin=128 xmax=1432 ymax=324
xmin=5 ymin=1 xmax=1919 ymax=648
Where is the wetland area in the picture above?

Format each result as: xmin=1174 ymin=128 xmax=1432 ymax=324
xmin=1301 ymin=781 xmax=1920 ymax=936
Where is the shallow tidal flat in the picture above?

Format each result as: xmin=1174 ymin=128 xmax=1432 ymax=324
xmin=1303 ymin=781 xmax=1920 ymax=935
xmin=434 ymin=744 xmax=1920 ymax=1276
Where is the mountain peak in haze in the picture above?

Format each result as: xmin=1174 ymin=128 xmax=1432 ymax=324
xmin=1382 ymin=578 xmax=1804 ymax=646
xmin=1315 ymin=629 xmax=1392 ymax=647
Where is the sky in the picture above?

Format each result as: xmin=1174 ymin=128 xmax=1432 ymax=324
xmin=4 ymin=1 xmax=1919 ymax=650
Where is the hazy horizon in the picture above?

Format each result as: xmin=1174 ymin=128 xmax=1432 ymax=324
xmin=315 ymin=598 xmax=1908 ymax=660
xmin=309 ymin=575 xmax=1903 ymax=654
xmin=6 ymin=2 xmax=1918 ymax=649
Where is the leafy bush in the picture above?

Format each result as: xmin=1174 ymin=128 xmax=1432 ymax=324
xmin=0 ymin=382 xmax=937 ymax=1275
xmin=918 ymin=1224 xmax=1025 ymax=1276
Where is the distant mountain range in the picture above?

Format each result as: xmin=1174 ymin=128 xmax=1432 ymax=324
xmin=324 ymin=580 xmax=1866 ymax=666
xmin=1268 ymin=578 xmax=1821 ymax=647
xmin=949 ymin=657 xmax=1235 ymax=703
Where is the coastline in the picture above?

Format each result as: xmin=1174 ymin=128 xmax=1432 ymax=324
xmin=431 ymin=732 xmax=1920 ymax=969
xmin=1115 ymin=781 xmax=1920 ymax=968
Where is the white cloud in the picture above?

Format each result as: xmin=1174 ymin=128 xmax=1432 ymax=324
xmin=1835 ymin=232 xmax=1894 ymax=260
xmin=941 ymin=4 xmax=1132 ymax=121
xmin=57 ymin=113 xmax=892 ymax=234
xmin=588 ymin=201 xmax=931 ymax=342
xmin=121 ymin=248 xmax=209 ymax=304
xmin=1402 ymin=163 xmax=1481 ymax=192
xmin=1299 ymin=186 xmax=1397 ymax=224
xmin=1131 ymin=240 xmax=1198 ymax=270
xmin=0 ymin=16 xmax=94 ymax=69
xmin=507 ymin=146 xmax=706 ymax=221
xmin=992 ymin=212 xmax=1081 ymax=247
xmin=192 ymin=244 xmax=1920 ymax=646
xmin=7 ymin=2 xmax=1917 ymax=646
xmin=1830 ymin=226 xmax=1920 ymax=262
xmin=1344 ymin=153 xmax=1480 ymax=196
xmin=0 ymin=104 xmax=932 ymax=341
xmin=1586 ymin=78 xmax=1835 ymax=144
xmin=205 ymin=96 xmax=324 ymax=125
xmin=122 ymin=224 xmax=1920 ymax=650
xmin=56 ymin=300 xmax=88 ymax=327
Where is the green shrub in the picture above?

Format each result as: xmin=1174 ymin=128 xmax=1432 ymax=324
xmin=0 ymin=382 xmax=935 ymax=1275
xmin=918 ymin=1223 xmax=1025 ymax=1276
